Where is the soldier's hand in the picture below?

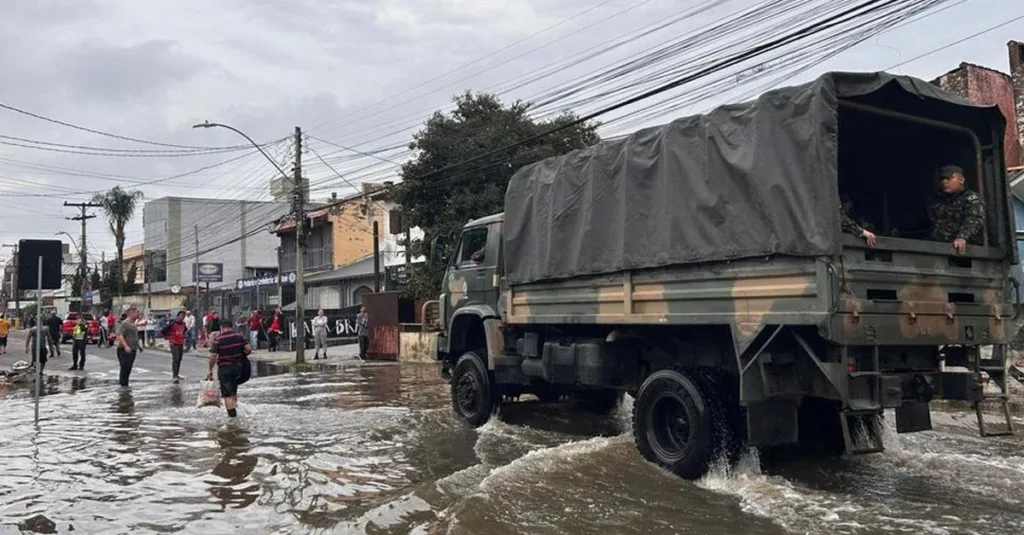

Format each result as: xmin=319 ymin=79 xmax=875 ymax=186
xmin=860 ymin=229 xmax=877 ymax=247
xmin=953 ymin=238 xmax=967 ymax=255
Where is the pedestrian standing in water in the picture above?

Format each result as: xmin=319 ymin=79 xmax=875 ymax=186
xmin=356 ymin=305 xmax=369 ymax=360
xmin=116 ymin=307 xmax=141 ymax=387
xmin=162 ymin=310 xmax=188 ymax=383
xmin=45 ymin=312 xmax=62 ymax=357
xmin=312 ymin=309 xmax=328 ymax=360
xmin=24 ymin=319 xmax=50 ymax=373
xmin=207 ymin=318 xmax=251 ymax=418
xmin=69 ymin=315 xmax=87 ymax=371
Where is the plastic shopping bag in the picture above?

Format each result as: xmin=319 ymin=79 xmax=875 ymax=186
xmin=197 ymin=379 xmax=222 ymax=408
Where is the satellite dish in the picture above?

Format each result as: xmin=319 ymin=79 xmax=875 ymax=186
xmin=171 ymin=285 xmax=181 ymax=294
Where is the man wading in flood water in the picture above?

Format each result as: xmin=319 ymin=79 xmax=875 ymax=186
xmin=116 ymin=307 xmax=141 ymax=387
xmin=207 ymin=318 xmax=251 ymax=418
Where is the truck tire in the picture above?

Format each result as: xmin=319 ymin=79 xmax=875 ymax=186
xmin=633 ymin=369 xmax=715 ymax=480
xmin=451 ymin=351 xmax=496 ymax=427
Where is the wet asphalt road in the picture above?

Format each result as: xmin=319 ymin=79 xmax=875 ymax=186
xmin=1 ymin=336 xmax=1023 ymax=534
xmin=0 ymin=330 xmax=212 ymax=387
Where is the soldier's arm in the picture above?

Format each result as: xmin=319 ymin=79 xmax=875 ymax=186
xmin=840 ymin=210 xmax=863 ymax=235
xmin=958 ymin=193 xmax=986 ymax=241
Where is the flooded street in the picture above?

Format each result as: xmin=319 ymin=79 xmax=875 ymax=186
xmin=1 ymin=364 xmax=1022 ymax=535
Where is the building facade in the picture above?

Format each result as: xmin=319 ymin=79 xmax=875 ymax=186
xmin=931 ymin=41 xmax=1024 ymax=167
xmin=142 ymin=197 xmax=289 ymax=294
xmin=275 ymin=183 xmax=423 ymax=311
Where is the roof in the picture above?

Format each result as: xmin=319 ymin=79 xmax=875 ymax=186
xmin=465 ymin=213 xmax=504 ymax=228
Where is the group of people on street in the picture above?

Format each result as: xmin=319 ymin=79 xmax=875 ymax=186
xmin=842 ymin=164 xmax=986 ymax=254
xmin=11 ymin=302 xmax=371 ymax=417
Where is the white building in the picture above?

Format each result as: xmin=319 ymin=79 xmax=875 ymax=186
xmin=142 ymin=197 xmax=290 ymax=293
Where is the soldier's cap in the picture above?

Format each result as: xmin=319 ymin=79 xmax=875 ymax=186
xmin=937 ymin=165 xmax=964 ymax=179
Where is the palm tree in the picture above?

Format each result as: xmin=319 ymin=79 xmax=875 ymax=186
xmin=92 ymin=186 xmax=144 ymax=298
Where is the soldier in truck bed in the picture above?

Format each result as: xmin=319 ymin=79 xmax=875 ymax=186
xmin=927 ymin=164 xmax=985 ymax=255
xmin=840 ymin=197 xmax=877 ymax=246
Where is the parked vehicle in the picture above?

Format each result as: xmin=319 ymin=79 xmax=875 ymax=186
xmin=423 ymin=71 xmax=1018 ymax=480
xmin=60 ymin=312 xmax=101 ymax=344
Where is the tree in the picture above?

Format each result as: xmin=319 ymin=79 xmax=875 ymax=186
xmin=123 ymin=261 xmax=139 ymax=295
xmin=393 ymin=92 xmax=600 ymax=299
xmin=91 ymin=186 xmax=144 ymax=297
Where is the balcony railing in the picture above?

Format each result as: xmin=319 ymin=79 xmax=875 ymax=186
xmin=280 ymin=246 xmax=333 ymax=273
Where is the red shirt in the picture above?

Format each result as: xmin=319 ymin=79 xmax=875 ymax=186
xmin=248 ymin=314 xmax=263 ymax=330
xmin=270 ymin=316 xmax=281 ymax=332
xmin=166 ymin=320 xmax=187 ymax=346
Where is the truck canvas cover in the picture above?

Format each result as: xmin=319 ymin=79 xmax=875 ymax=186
xmin=503 ymin=71 xmax=1005 ymax=285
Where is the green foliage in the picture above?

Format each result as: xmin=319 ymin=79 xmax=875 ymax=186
xmin=393 ymin=92 xmax=600 ymax=299
xmin=90 ymin=271 xmax=102 ymax=294
xmin=124 ymin=261 xmax=139 ymax=295
xmin=71 ymin=272 xmax=84 ymax=298
xmin=92 ymin=186 xmax=144 ymax=296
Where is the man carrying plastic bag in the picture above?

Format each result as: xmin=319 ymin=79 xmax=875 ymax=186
xmin=197 ymin=378 xmax=221 ymax=408
xmin=205 ymin=316 xmax=252 ymax=418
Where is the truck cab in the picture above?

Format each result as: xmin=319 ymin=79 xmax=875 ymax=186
xmin=430 ymin=214 xmax=504 ymax=378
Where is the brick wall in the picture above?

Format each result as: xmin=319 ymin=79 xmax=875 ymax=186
xmin=933 ymin=62 xmax=1021 ymax=167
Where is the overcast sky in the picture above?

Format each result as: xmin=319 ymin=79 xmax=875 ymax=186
xmin=0 ymin=0 xmax=1019 ymax=268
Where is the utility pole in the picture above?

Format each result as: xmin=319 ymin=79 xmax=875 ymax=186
xmin=194 ymin=224 xmax=202 ymax=313
xmin=64 ymin=201 xmax=101 ymax=311
xmin=2 ymin=243 xmax=19 ymax=324
xmin=373 ymin=221 xmax=381 ymax=292
xmin=145 ymin=250 xmax=153 ymax=309
xmin=293 ymin=126 xmax=307 ymax=364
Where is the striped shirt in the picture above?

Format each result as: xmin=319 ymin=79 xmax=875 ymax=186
xmin=211 ymin=331 xmax=248 ymax=367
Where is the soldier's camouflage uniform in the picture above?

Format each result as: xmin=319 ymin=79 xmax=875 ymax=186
xmin=840 ymin=204 xmax=865 ymax=236
xmin=927 ymin=189 xmax=986 ymax=244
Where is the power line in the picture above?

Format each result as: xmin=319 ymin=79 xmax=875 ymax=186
xmin=308 ymin=0 xmax=629 ymax=134
xmin=0 ymin=101 xmax=259 ymax=150
xmin=0 ymin=134 xmax=260 ymax=157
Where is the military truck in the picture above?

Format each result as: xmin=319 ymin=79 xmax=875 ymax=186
xmin=421 ymin=71 xmax=1018 ymax=479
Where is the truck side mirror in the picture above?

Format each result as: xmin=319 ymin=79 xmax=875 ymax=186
xmin=428 ymin=237 xmax=440 ymax=266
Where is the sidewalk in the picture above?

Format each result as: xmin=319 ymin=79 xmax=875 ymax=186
xmin=147 ymin=338 xmax=366 ymax=366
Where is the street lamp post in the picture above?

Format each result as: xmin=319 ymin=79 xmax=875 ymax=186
xmin=193 ymin=121 xmax=307 ymax=364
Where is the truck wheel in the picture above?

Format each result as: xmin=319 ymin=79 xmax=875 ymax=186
xmin=451 ymin=351 xmax=496 ymax=427
xmin=633 ymin=369 xmax=715 ymax=480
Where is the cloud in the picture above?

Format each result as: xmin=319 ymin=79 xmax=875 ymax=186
xmin=0 ymin=0 xmax=1019 ymax=268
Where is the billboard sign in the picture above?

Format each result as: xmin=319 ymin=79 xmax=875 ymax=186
xmin=192 ymin=262 xmax=224 ymax=283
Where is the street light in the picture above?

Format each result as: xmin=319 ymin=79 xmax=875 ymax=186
xmin=193 ymin=121 xmax=307 ymax=364
xmin=192 ymin=121 xmax=291 ymax=180
xmin=55 ymin=231 xmax=87 ymax=307
xmin=54 ymin=231 xmax=80 ymax=254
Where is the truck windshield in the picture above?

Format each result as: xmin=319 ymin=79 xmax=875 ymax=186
xmin=456 ymin=227 xmax=488 ymax=266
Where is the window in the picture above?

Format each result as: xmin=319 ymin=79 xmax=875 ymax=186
xmin=457 ymin=227 xmax=489 ymax=265
xmin=353 ymin=285 xmax=372 ymax=304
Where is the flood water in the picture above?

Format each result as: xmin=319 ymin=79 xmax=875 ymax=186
xmin=1 ymin=364 xmax=1022 ymax=535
